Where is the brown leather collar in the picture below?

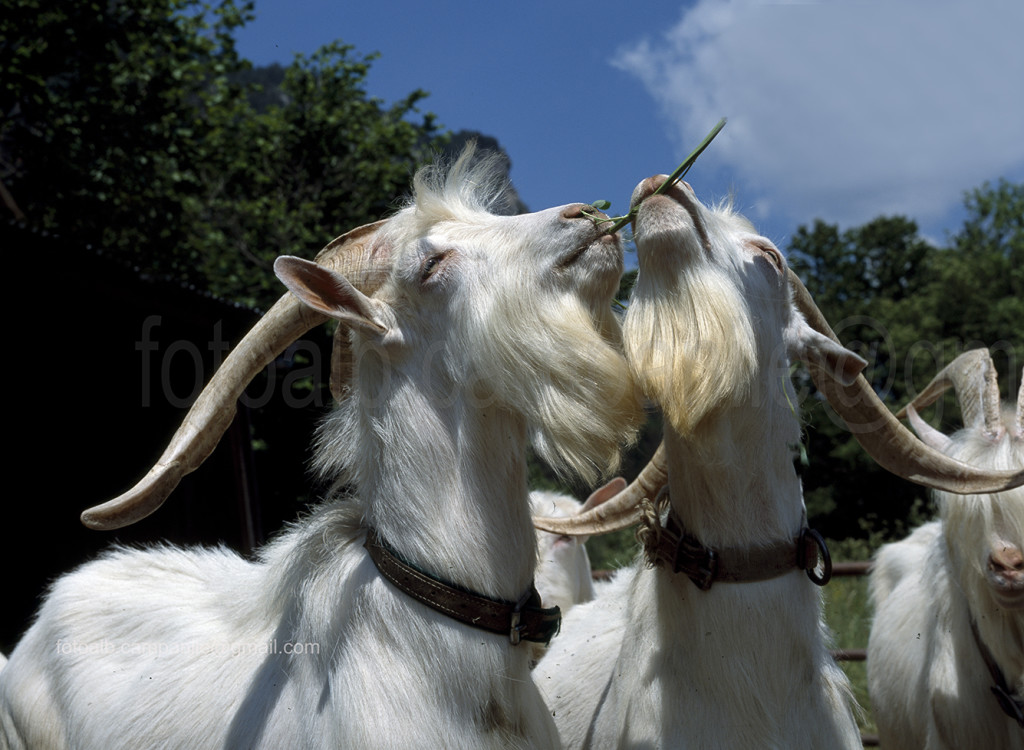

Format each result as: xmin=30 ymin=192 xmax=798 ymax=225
xmin=648 ymin=507 xmax=832 ymax=590
xmin=364 ymin=529 xmax=561 ymax=646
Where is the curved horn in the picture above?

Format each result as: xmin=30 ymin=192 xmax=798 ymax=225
xmin=533 ymin=442 xmax=668 ymax=536
xmin=904 ymin=404 xmax=954 ymax=453
xmin=81 ymin=221 xmax=389 ymax=530
xmin=894 ymin=348 xmax=1002 ymax=437
xmin=787 ymin=269 xmax=1023 ymax=495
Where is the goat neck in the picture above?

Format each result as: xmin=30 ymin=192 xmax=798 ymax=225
xmin=624 ymin=176 xmax=813 ymax=548
xmin=354 ymin=380 xmax=538 ymax=601
xmin=660 ymin=396 xmax=806 ymax=549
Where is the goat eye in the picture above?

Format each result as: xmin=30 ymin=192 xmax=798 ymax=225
xmin=420 ymin=253 xmax=446 ymax=282
xmin=751 ymin=242 xmax=784 ymax=273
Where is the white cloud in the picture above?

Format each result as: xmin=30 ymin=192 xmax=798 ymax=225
xmin=612 ymin=0 xmax=1024 ymax=231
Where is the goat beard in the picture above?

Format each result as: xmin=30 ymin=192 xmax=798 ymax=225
xmin=473 ymin=293 xmax=644 ymax=487
xmin=623 ymin=263 xmax=758 ymax=439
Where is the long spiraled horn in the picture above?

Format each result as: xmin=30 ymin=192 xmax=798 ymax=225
xmin=787 ymin=269 xmax=1023 ymax=494
xmin=533 ymin=442 xmax=668 ymax=536
xmin=81 ymin=221 xmax=389 ymax=530
xmin=894 ymin=348 xmax=1002 ymax=438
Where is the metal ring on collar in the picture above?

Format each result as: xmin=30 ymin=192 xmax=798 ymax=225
xmin=799 ymin=528 xmax=832 ymax=586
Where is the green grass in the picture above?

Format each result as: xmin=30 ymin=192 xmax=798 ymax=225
xmin=822 ymin=570 xmax=877 ymax=737
xmin=586 ymin=527 xmax=642 ymax=572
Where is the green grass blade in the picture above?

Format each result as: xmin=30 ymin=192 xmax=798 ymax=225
xmin=605 ymin=117 xmax=727 ymax=235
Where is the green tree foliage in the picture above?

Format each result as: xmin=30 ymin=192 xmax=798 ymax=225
xmin=2 ymin=0 xmax=255 ymax=256
xmin=788 ymin=179 xmax=1023 ymax=543
xmin=2 ymin=0 xmax=445 ymax=309
xmin=187 ymin=42 xmax=442 ymax=307
xmin=933 ymin=179 xmax=1024 ymax=379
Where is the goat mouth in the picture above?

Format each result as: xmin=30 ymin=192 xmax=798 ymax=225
xmin=557 ymin=231 xmax=618 ymax=270
xmin=989 ymin=577 xmax=1024 ymax=609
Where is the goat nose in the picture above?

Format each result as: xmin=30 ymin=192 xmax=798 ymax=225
xmin=990 ymin=544 xmax=1024 ymax=576
xmin=651 ymin=176 xmax=693 ymax=194
xmin=561 ymin=204 xmax=588 ymax=220
xmin=634 ymin=176 xmax=696 ymax=207
xmin=642 ymin=176 xmax=665 ymax=195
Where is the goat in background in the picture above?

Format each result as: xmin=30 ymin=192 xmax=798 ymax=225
xmin=868 ymin=348 xmax=1023 ymax=749
xmin=531 ymin=479 xmax=625 ymax=618
xmin=0 ymin=146 xmax=642 ymax=749
xmin=529 ymin=478 xmax=625 ymax=666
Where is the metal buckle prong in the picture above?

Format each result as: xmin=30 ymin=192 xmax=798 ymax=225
xmin=509 ymin=589 xmax=532 ymax=645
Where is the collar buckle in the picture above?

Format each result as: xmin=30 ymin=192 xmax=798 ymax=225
xmin=509 ymin=589 xmax=532 ymax=646
xmin=364 ymin=529 xmax=561 ymax=647
xmin=671 ymin=528 xmax=719 ymax=590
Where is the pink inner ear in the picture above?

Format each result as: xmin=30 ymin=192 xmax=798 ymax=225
xmin=281 ymin=259 xmax=349 ymax=315
xmin=581 ymin=477 xmax=628 ymax=512
xmin=788 ymin=318 xmax=868 ymax=388
xmin=813 ymin=349 xmax=867 ymax=387
xmin=274 ymin=256 xmax=386 ymax=334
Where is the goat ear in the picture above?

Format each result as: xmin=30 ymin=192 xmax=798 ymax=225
xmin=785 ymin=314 xmax=867 ymax=386
xmin=274 ymin=256 xmax=388 ymax=336
xmin=581 ymin=477 xmax=628 ymax=513
xmin=569 ymin=477 xmax=628 ymax=544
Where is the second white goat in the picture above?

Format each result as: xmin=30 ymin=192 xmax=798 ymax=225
xmin=533 ymin=177 xmax=1023 ymax=749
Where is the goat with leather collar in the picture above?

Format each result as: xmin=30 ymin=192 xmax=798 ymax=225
xmin=644 ymin=499 xmax=833 ymax=590
xmin=364 ymin=529 xmax=561 ymax=646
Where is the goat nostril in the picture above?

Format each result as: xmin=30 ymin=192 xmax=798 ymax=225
xmin=562 ymin=204 xmax=586 ymax=221
xmin=990 ymin=546 xmax=1024 ymax=573
xmin=648 ymin=176 xmax=668 ymax=194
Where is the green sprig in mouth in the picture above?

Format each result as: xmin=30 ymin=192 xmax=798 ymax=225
xmin=584 ymin=117 xmax=728 ymax=235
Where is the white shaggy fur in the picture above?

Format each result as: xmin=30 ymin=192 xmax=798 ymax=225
xmin=868 ymin=402 xmax=1024 ymax=749
xmin=0 ymin=148 xmax=641 ymax=749
xmin=530 ymin=490 xmax=598 ymax=618
xmin=528 ymin=488 xmax=606 ymax=667
xmin=534 ymin=178 xmax=864 ymax=748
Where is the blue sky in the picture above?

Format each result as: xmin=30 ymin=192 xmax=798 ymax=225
xmin=233 ymin=0 xmax=1024 ymax=256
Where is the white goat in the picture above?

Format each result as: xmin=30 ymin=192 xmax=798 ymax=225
xmin=0 ymin=147 xmax=642 ymax=749
xmin=868 ymin=348 xmax=1024 ymax=749
xmin=531 ymin=490 xmax=598 ymax=618
xmin=532 ymin=177 xmax=1024 ymax=749
xmin=528 ymin=479 xmax=625 ymax=667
